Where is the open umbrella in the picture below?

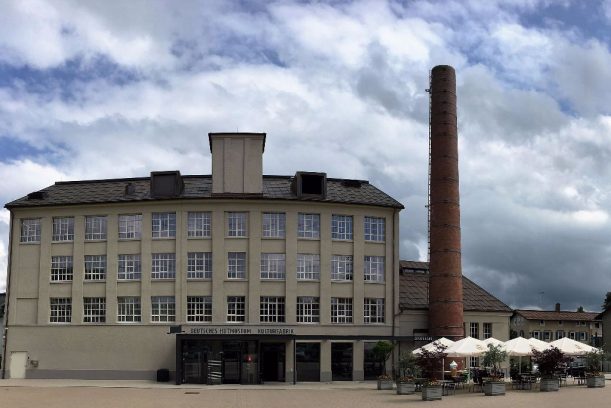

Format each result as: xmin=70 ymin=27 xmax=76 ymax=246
xmin=528 ymin=337 xmax=551 ymax=352
xmin=550 ymin=337 xmax=599 ymax=356
xmin=483 ymin=337 xmax=505 ymax=348
xmin=445 ymin=337 xmax=488 ymax=382
xmin=412 ymin=337 xmax=455 ymax=355
xmin=503 ymin=337 xmax=536 ymax=374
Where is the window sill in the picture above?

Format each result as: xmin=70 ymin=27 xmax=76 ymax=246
xmin=50 ymin=280 xmax=73 ymax=284
xmin=260 ymin=278 xmax=286 ymax=281
xmin=84 ymin=280 xmax=106 ymax=283
xmin=297 ymin=279 xmax=320 ymax=282
xmin=364 ymin=281 xmax=385 ymax=284
xmin=297 ymin=237 xmax=320 ymax=241
xmin=187 ymin=236 xmax=212 ymax=240
xmin=187 ymin=278 xmax=212 ymax=281
xmin=331 ymin=280 xmax=353 ymax=283
xmin=331 ymin=239 xmax=353 ymax=243
xmin=151 ymin=278 xmax=176 ymax=281
xmin=262 ymin=236 xmax=286 ymax=240
xmin=117 ymin=279 xmax=141 ymax=282
xmin=364 ymin=240 xmax=385 ymax=244
xmin=118 ymin=238 xmax=141 ymax=242
xmin=152 ymin=237 xmax=176 ymax=240
xmin=19 ymin=241 xmax=41 ymax=245
xmin=225 ymin=236 xmax=248 ymax=239
xmin=51 ymin=240 xmax=74 ymax=244
xmin=225 ymin=279 xmax=248 ymax=282
xmin=85 ymin=239 xmax=107 ymax=243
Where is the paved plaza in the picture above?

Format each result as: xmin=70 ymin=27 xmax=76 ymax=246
xmin=0 ymin=379 xmax=610 ymax=408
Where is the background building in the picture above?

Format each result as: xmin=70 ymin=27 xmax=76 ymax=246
xmin=2 ymin=132 xmax=404 ymax=383
xmin=511 ymin=305 xmax=602 ymax=346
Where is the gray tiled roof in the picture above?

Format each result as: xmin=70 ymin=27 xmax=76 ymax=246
xmin=5 ymin=175 xmax=404 ymax=209
xmin=514 ymin=310 xmax=600 ymax=322
xmin=399 ymin=261 xmax=512 ymax=313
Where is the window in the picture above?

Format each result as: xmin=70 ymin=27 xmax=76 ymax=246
xmin=556 ymin=330 xmax=565 ymax=340
xmin=152 ymin=212 xmax=176 ymax=238
xmin=119 ymin=214 xmax=142 ymax=239
xmin=298 ymin=213 xmax=320 ymax=239
xmin=262 ymin=213 xmax=285 ymax=238
xmin=260 ymin=296 xmax=285 ymax=323
xmin=331 ymin=255 xmax=353 ymax=281
xmin=558 ymin=320 xmax=563 ymax=326
xmin=83 ymin=297 xmax=106 ymax=323
xmin=187 ymin=211 xmax=211 ymax=238
xmin=364 ymin=216 xmax=385 ymax=241
xmin=331 ymin=215 xmax=353 ymax=240
xmin=227 ymin=252 xmax=247 ymax=279
xmin=118 ymin=254 xmax=141 ymax=280
xmin=117 ymin=296 xmax=141 ymax=322
xmin=532 ymin=330 xmax=542 ymax=340
xmin=469 ymin=357 xmax=479 ymax=368
xmin=470 ymin=322 xmax=479 ymax=339
xmin=364 ymin=256 xmax=384 ymax=282
xmin=187 ymin=296 xmax=212 ymax=322
xmin=260 ymin=253 xmax=285 ymax=280
xmin=227 ymin=296 xmax=246 ymax=322
xmin=151 ymin=296 xmax=175 ymax=322
xmin=84 ymin=255 xmax=106 ymax=281
xmin=364 ymin=298 xmax=385 ymax=324
xmin=187 ymin=252 xmax=212 ymax=279
xmin=50 ymin=297 xmax=71 ymax=323
xmin=297 ymin=254 xmax=320 ymax=280
xmin=20 ymin=218 xmax=41 ymax=243
xmin=227 ymin=212 xmax=247 ymax=237
xmin=483 ymin=323 xmax=492 ymax=339
xmin=151 ymin=253 xmax=176 ymax=279
xmin=297 ymin=297 xmax=320 ymax=323
xmin=579 ymin=332 xmax=588 ymax=341
xmin=51 ymin=256 xmax=73 ymax=281
xmin=569 ymin=331 xmax=576 ymax=340
xmin=543 ymin=330 xmax=552 ymax=341
xmin=85 ymin=216 xmax=107 ymax=240
xmin=539 ymin=320 xmax=545 ymax=326
xmin=331 ymin=297 xmax=353 ymax=324
xmin=52 ymin=217 xmax=74 ymax=241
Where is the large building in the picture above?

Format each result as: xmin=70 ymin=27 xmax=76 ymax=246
xmin=1 ymin=132 xmax=405 ymax=383
xmin=511 ymin=305 xmax=602 ymax=347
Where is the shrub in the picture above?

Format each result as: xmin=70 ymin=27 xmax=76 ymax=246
xmin=585 ymin=350 xmax=604 ymax=376
xmin=415 ymin=343 xmax=447 ymax=383
xmin=531 ymin=346 xmax=568 ymax=378
xmin=373 ymin=340 xmax=394 ymax=378
xmin=482 ymin=344 xmax=508 ymax=380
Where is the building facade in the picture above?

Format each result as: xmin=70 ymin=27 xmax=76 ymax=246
xmin=1 ymin=133 xmax=405 ymax=383
xmin=511 ymin=306 xmax=602 ymax=346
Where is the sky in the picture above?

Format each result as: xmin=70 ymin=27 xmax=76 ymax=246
xmin=1 ymin=0 xmax=611 ymax=312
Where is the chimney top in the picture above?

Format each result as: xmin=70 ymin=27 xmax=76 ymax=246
xmin=555 ymin=303 xmax=561 ymax=312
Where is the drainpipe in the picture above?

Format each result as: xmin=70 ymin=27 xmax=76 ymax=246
xmin=391 ymin=208 xmax=398 ymax=378
xmin=2 ymin=210 xmax=14 ymax=379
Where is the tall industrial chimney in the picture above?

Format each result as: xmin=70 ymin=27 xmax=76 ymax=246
xmin=428 ymin=65 xmax=464 ymax=338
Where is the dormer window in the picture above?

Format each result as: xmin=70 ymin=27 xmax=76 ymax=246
xmin=292 ymin=172 xmax=327 ymax=198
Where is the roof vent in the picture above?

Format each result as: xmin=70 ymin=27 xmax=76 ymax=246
xmin=150 ymin=171 xmax=183 ymax=198
xmin=125 ymin=183 xmax=136 ymax=195
xmin=27 ymin=191 xmax=46 ymax=200
xmin=341 ymin=179 xmax=363 ymax=188
xmin=292 ymin=172 xmax=327 ymax=198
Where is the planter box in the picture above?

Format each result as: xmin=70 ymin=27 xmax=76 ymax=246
xmin=422 ymin=385 xmax=443 ymax=401
xmin=377 ymin=379 xmax=394 ymax=390
xmin=540 ymin=377 xmax=559 ymax=392
xmin=483 ymin=381 xmax=506 ymax=396
xmin=396 ymin=382 xmax=416 ymax=395
xmin=586 ymin=376 xmax=605 ymax=388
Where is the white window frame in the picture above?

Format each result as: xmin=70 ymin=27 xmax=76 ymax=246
xmin=364 ymin=216 xmax=385 ymax=242
xmin=568 ymin=331 xmax=576 ymax=340
xmin=331 ymin=297 xmax=353 ymax=324
xmin=187 ymin=211 xmax=211 ymax=238
xmin=227 ymin=252 xmax=246 ymax=279
xmin=151 ymin=296 xmax=175 ymax=322
xmin=20 ymin=218 xmax=41 ymax=243
xmin=331 ymin=215 xmax=353 ymax=240
xmin=117 ymin=296 xmax=141 ymax=322
xmin=532 ymin=330 xmax=542 ymax=340
xmin=470 ymin=322 xmax=479 ymax=338
xmin=118 ymin=214 xmax=142 ymax=240
xmin=118 ymin=254 xmax=141 ymax=280
xmin=483 ymin=322 xmax=492 ymax=339
xmin=52 ymin=217 xmax=74 ymax=241
xmin=260 ymin=296 xmax=285 ymax=323
xmin=297 ymin=296 xmax=320 ymax=323
xmin=151 ymin=253 xmax=176 ymax=279
xmin=187 ymin=252 xmax=212 ymax=279
xmin=298 ymin=213 xmax=320 ymax=239
xmin=364 ymin=298 xmax=385 ymax=324
xmin=556 ymin=330 xmax=565 ymax=340
xmin=83 ymin=297 xmax=106 ymax=323
xmin=364 ymin=256 xmax=384 ymax=282
xmin=227 ymin=212 xmax=248 ymax=237
xmin=262 ymin=212 xmax=285 ymax=238
xmin=85 ymin=216 xmax=107 ymax=240
xmin=579 ymin=332 xmax=587 ymax=341
xmin=187 ymin=296 xmax=212 ymax=322
xmin=227 ymin=296 xmax=246 ymax=322
xmin=50 ymin=297 xmax=72 ymax=323
xmin=331 ymin=255 xmax=353 ymax=281
xmin=260 ymin=253 xmax=286 ymax=280
xmin=51 ymin=256 xmax=73 ymax=282
xmin=297 ymin=254 xmax=320 ymax=280
xmin=152 ymin=212 xmax=176 ymax=238
xmin=84 ymin=255 xmax=106 ymax=281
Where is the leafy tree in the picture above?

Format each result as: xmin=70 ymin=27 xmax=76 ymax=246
xmin=602 ymin=292 xmax=611 ymax=311
xmin=415 ymin=343 xmax=447 ymax=382
xmin=482 ymin=344 xmax=508 ymax=379
xmin=577 ymin=306 xmax=584 ymax=312
xmin=531 ymin=346 xmax=569 ymax=378
xmin=372 ymin=340 xmax=394 ymax=377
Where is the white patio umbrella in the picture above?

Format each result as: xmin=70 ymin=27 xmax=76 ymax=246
xmin=503 ymin=337 xmax=537 ymax=374
xmin=528 ymin=337 xmax=552 ymax=352
xmin=412 ymin=337 xmax=455 ymax=355
xmin=550 ymin=337 xmax=599 ymax=356
xmin=482 ymin=337 xmax=506 ymax=348
xmin=445 ymin=337 xmax=488 ymax=382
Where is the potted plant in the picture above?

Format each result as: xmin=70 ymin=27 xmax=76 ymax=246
xmin=373 ymin=340 xmax=395 ymax=390
xmin=396 ymin=351 xmax=418 ymax=395
xmin=415 ymin=343 xmax=447 ymax=401
xmin=482 ymin=344 xmax=508 ymax=396
xmin=531 ymin=346 xmax=567 ymax=392
xmin=584 ymin=350 xmax=605 ymax=388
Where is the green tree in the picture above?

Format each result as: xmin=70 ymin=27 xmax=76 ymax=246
xmin=577 ymin=306 xmax=584 ymax=312
xmin=372 ymin=340 xmax=394 ymax=377
xmin=602 ymin=292 xmax=611 ymax=311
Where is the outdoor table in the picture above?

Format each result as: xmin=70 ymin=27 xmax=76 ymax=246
xmin=440 ymin=380 xmax=456 ymax=396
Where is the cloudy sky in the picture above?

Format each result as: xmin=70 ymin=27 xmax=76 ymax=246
xmin=1 ymin=0 xmax=611 ymax=312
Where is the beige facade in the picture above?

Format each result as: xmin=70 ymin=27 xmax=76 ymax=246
xmin=511 ymin=309 xmax=602 ymax=346
xmin=2 ymin=133 xmax=404 ymax=383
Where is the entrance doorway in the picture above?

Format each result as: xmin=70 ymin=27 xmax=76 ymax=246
xmin=296 ymin=342 xmax=320 ymax=382
xmin=331 ymin=343 xmax=353 ymax=381
xmin=10 ymin=352 xmax=27 ymax=379
xmin=260 ymin=343 xmax=285 ymax=382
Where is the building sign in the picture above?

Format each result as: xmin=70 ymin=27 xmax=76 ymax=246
xmin=414 ymin=336 xmax=433 ymax=341
xmin=186 ymin=326 xmax=296 ymax=336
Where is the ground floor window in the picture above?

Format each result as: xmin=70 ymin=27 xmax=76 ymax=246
xmin=83 ymin=297 xmax=106 ymax=323
xmin=50 ymin=297 xmax=72 ymax=323
xmin=151 ymin=296 xmax=175 ymax=322
xmin=117 ymin=296 xmax=141 ymax=322
xmin=187 ymin=296 xmax=212 ymax=322
xmin=296 ymin=343 xmax=320 ymax=382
